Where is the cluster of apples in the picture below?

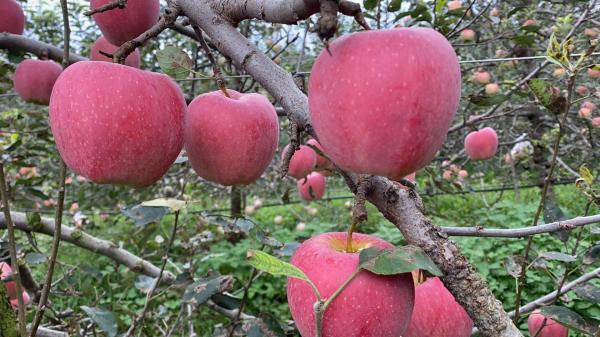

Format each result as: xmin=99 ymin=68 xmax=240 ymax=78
xmin=441 ymin=161 xmax=469 ymax=181
xmin=472 ymin=69 xmax=501 ymax=95
xmin=0 ymin=262 xmax=31 ymax=310
xmin=285 ymin=139 xmax=332 ymax=202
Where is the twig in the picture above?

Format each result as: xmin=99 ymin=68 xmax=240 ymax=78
xmin=280 ymin=123 xmax=302 ymax=178
xmin=84 ymin=0 xmax=126 ymax=16
xmin=191 ymin=25 xmax=229 ymax=97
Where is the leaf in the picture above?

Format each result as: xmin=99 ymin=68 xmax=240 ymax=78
xmin=504 ymin=255 xmax=525 ymax=278
xmin=513 ymin=34 xmax=536 ymax=47
xmin=358 ymin=246 xmax=442 ymax=276
xmin=274 ymin=242 xmax=301 ymax=257
xmin=25 ymin=253 xmax=46 ymax=265
xmin=26 ymin=213 xmax=41 ymax=227
xmin=574 ymin=284 xmax=600 ymax=303
xmin=121 ymin=204 xmax=168 ymax=226
xmin=583 ymin=244 xmax=600 ymax=264
xmin=363 ymin=0 xmax=378 ymax=10
xmin=387 ymin=0 xmax=402 ymax=12
xmin=80 ymin=306 xmax=118 ymax=337
xmin=539 ymin=251 xmax=576 ymax=263
xmin=591 ymin=64 xmax=600 ymax=71
xmin=183 ymin=275 xmax=228 ymax=306
xmin=253 ymin=228 xmax=283 ymax=248
xmin=211 ymin=293 xmax=242 ymax=310
xmin=247 ymin=313 xmax=286 ymax=337
xmin=539 ymin=305 xmax=598 ymax=335
xmin=156 ymin=46 xmax=193 ymax=79
xmin=580 ymin=165 xmax=594 ymax=185
xmin=469 ymin=93 xmax=509 ymax=107
xmin=141 ymin=198 xmax=186 ymax=211
xmin=527 ymin=79 xmax=567 ymax=114
xmin=134 ymin=275 xmax=156 ymax=294
xmin=246 ymin=250 xmax=309 ymax=281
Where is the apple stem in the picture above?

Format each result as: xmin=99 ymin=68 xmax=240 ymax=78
xmin=346 ymin=221 xmax=356 ymax=252
xmin=219 ymin=85 xmax=231 ymax=98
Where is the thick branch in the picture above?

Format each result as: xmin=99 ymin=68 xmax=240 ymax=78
xmin=218 ymin=0 xmax=320 ymax=24
xmin=0 ymin=33 xmax=86 ymax=64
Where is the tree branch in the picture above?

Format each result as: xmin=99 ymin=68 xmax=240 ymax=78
xmin=0 ymin=33 xmax=86 ymax=64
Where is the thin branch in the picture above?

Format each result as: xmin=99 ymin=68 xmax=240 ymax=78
xmin=191 ymin=25 xmax=229 ymax=97
xmin=84 ymin=0 xmax=126 ymax=16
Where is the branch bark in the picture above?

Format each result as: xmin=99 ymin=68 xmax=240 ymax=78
xmin=0 ymin=33 xmax=86 ymax=64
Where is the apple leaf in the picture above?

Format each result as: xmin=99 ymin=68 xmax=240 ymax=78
xmin=247 ymin=313 xmax=286 ymax=337
xmin=246 ymin=250 xmax=309 ymax=281
xmin=504 ymin=255 xmax=525 ymax=278
xmin=363 ymin=0 xmax=378 ymax=10
xmin=574 ymin=284 xmax=600 ymax=303
xmin=121 ymin=204 xmax=168 ymax=226
xmin=156 ymin=46 xmax=193 ymax=79
xmin=469 ymin=93 xmax=509 ymax=107
xmin=80 ymin=306 xmax=119 ymax=337
xmin=590 ymin=64 xmax=599 ymax=71
xmin=140 ymin=198 xmax=186 ymax=211
xmin=538 ymin=251 xmax=576 ymax=263
xmin=358 ymin=246 xmax=442 ymax=276
xmin=583 ymin=244 xmax=600 ymax=264
xmin=539 ymin=305 xmax=599 ymax=335
xmin=183 ymin=275 xmax=228 ymax=305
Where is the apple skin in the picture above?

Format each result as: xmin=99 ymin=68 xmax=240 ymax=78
xmin=91 ymin=0 xmax=160 ymax=46
xmin=184 ymin=89 xmax=279 ymax=186
xmin=527 ymin=310 xmax=568 ymax=337
xmin=90 ymin=36 xmax=141 ymax=68
xmin=404 ymin=277 xmax=473 ymax=337
xmin=308 ymin=28 xmax=460 ymax=181
xmin=282 ymin=144 xmax=317 ymax=179
xmin=0 ymin=0 xmax=25 ymax=35
xmin=464 ymin=127 xmax=498 ymax=160
xmin=49 ymin=61 xmax=186 ymax=187
xmin=297 ymin=172 xmax=326 ymax=201
xmin=288 ymin=232 xmax=415 ymax=337
xmin=13 ymin=59 xmax=62 ymax=105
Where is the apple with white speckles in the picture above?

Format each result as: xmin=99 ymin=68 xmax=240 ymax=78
xmin=13 ymin=59 xmax=62 ymax=104
xmin=287 ymin=232 xmax=415 ymax=337
xmin=90 ymin=35 xmax=141 ymax=68
xmin=528 ymin=310 xmax=568 ymax=337
xmin=91 ymin=0 xmax=160 ymax=46
xmin=49 ymin=61 xmax=186 ymax=187
xmin=464 ymin=127 xmax=498 ymax=161
xmin=308 ymin=28 xmax=460 ymax=180
xmin=282 ymin=144 xmax=317 ymax=179
xmin=404 ymin=277 xmax=473 ymax=337
xmin=297 ymin=172 xmax=326 ymax=201
xmin=185 ymin=89 xmax=279 ymax=186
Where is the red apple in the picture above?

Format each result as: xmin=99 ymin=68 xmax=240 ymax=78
xmin=0 ymin=0 xmax=25 ymax=35
xmin=90 ymin=35 xmax=141 ymax=68
xmin=404 ymin=277 xmax=473 ymax=337
xmin=308 ymin=28 xmax=460 ymax=181
xmin=584 ymin=28 xmax=599 ymax=38
xmin=90 ymin=0 xmax=160 ymax=46
xmin=472 ymin=70 xmax=491 ymax=84
xmin=447 ymin=0 xmax=461 ymax=11
xmin=592 ymin=117 xmax=600 ymax=127
xmin=185 ymin=89 xmax=279 ymax=186
xmin=576 ymin=85 xmax=589 ymax=96
xmin=579 ymin=108 xmax=592 ymax=119
xmin=0 ymin=262 xmax=16 ymax=299
xmin=587 ymin=68 xmax=600 ymax=79
xmin=581 ymin=101 xmax=597 ymax=111
xmin=458 ymin=170 xmax=468 ymax=179
xmin=287 ymin=232 xmax=414 ymax=337
xmin=10 ymin=290 xmax=30 ymax=310
xmin=12 ymin=59 xmax=62 ymax=104
xmin=528 ymin=310 xmax=568 ymax=337
xmin=553 ymin=68 xmax=566 ymax=79
xmin=49 ymin=61 xmax=186 ymax=187
xmin=485 ymin=83 xmax=500 ymax=94
xmin=297 ymin=172 xmax=326 ymax=201
xmin=459 ymin=29 xmax=476 ymax=42
xmin=306 ymin=138 xmax=332 ymax=169
xmin=464 ymin=127 xmax=498 ymax=160
xmin=282 ymin=144 xmax=317 ymax=179
xmin=442 ymin=170 xmax=453 ymax=180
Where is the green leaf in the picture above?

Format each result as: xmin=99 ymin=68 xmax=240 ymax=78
xmin=527 ymin=79 xmax=566 ymax=114
xmin=358 ymin=246 xmax=442 ymax=276
xmin=363 ymin=0 xmax=378 ymax=10
xmin=574 ymin=284 xmax=600 ymax=303
xmin=141 ymin=198 xmax=186 ymax=211
xmin=469 ymin=93 xmax=509 ymax=107
xmin=26 ymin=212 xmax=41 ymax=227
xmin=539 ymin=251 xmax=576 ymax=263
xmin=247 ymin=313 xmax=286 ymax=337
xmin=591 ymin=64 xmax=600 ymax=71
xmin=183 ymin=275 xmax=229 ymax=305
xmin=246 ymin=250 xmax=309 ymax=281
xmin=121 ymin=204 xmax=168 ymax=226
xmin=583 ymin=244 xmax=600 ymax=264
xmin=435 ymin=0 xmax=447 ymax=13
xmin=80 ymin=306 xmax=118 ymax=337
xmin=539 ymin=305 xmax=599 ymax=335
xmin=579 ymin=165 xmax=594 ymax=185
xmin=156 ymin=46 xmax=193 ymax=79
xmin=387 ymin=0 xmax=402 ymax=12
xmin=211 ymin=293 xmax=242 ymax=310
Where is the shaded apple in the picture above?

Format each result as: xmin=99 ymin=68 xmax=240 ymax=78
xmin=472 ymin=70 xmax=491 ymax=84
xmin=588 ymin=68 xmax=599 ymax=79
xmin=528 ymin=310 xmax=568 ymax=337
xmin=593 ymin=117 xmax=600 ymax=127
xmin=13 ymin=59 xmax=62 ymax=104
xmin=90 ymin=35 xmax=141 ymax=68
xmin=464 ymin=127 xmax=498 ymax=160
xmin=49 ymin=61 xmax=186 ymax=187
xmin=282 ymin=144 xmax=317 ymax=179
xmin=0 ymin=0 xmax=25 ymax=35
xmin=459 ymin=29 xmax=476 ymax=42
xmin=297 ymin=172 xmax=326 ymax=201
xmin=485 ymin=83 xmax=500 ymax=94
xmin=308 ymin=28 xmax=460 ymax=180
xmin=576 ymin=85 xmax=589 ymax=96
xmin=90 ymin=0 xmax=160 ymax=46
xmin=185 ymin=89 xmax=279 ymax=186
xmin=288 ymin=232 xmax=414 ymax=337
xmin=404 ymin=277 xmax=473 ymax=337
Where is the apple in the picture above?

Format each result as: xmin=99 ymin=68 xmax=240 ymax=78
xmin=522 ymin=19 xmax=537 ymax=27
xmin=295 ymin=222 xmax=306 ymax=231
xmin=553 ymin=68 xmax=566 ymax=78
xmin=459 ymin=29 xmax=476 ymax=42
xmin=576 ymin=85 xmax=589 ymax=96
xmin=592 ymin=117 xmax=600 ymax=127
xmin=464 ymin=127 xmax=498 ymax=160
xmin=297 ymin=172 xmax=326 ymax=201
xmin=10 ymin=291 xmax=31 ymax=310
xmin=12 ymin=59 xmax=62 ymax=105
xmin=472 ymin=70 xmax=491 ymax=84
xmin=582 ymin=101 xmax=597 ymax=111
xmin=49 ymin=61 xmax=186 ymax=187
xmin=490 ymin=7 xmax=500 ymax=17
xmin=90 ymin=0 xmax=160 ymax=46
xmin=495 ymin=49 xmax=509 ymax=58
xmin=404 ymin=277 xmax=473 ymax=337
xmin=447 ymin=0 xmax=461 ymax=11
xmin=485 ymin=83 xmax=500 ymax=94
xmin=185 ymin=90 xmax=279 ymax=186
xmin=0 ymin=0 xmax=25 ymax=35
xmin=253 ymin=198 xmax=263 ymax=208
xmin=528 ymin=310 xmax=568 ymax=337
xmin=579 ymin=108 xmax=592 ymax=119
xmin=584 ymin=28 xmax=598 ymax=38
xmin=308 ymin=207 xmax=318 ymax=216
xmin=90 ymin=35 xmax=141 ymax=68
xmin=442 ymin=170 xmax=453 ymax=180
xmin=458 ymin=170 xmax=469 ymax=179
xmin=308 ymin=28 xmax=460 ymax=181
xmin=0 ymin=262 xmax=17 ymax=299
xmin=274 ymin=215 xmax=284 ymax=224
xmin=588 ymin=68 xmax=600 ymax=79
xmin=449 ymin=164 xmax=460 ymax=173
xmin=288 ymin=232 xmax=414 ymax=337
xmin=306 ymin=138 xmax=332 ymax=170
xmin=282 ymin=144 xmax=317 ymax=179
xmin=244 ymin=205 xmax=255 ymax=216
xmin=344 ymin=201 xmax=353 ymax=209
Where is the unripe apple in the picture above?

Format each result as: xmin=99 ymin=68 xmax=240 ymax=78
xmin=459 ymin=29 xmax=476 ymax=42
xmin=485 ymin=83 xmax=500 ymax=94
xmin=584 ymin=28 xmax=599 ymax=38
xmin=49 ymin=61 xmax=186 ymax=187
xmin=442 ymin=170 xmax=453 ymax=180
xmin=308 ymin=207 xmax=318 ymax=216
xmin=274 ymin=215 xmax=284 ymax=224
xmin=447 ymin=0 xmax=461 ymax=11
xmin=90 ymin=0 xmax=160 ymax=46
xmin=458 ymin=170 xmax=469 ymax=179
xmin=472 ymin=71 xmax=491 ymax=84
xmin=0 ymin=0 xmax=25 ymax=35
xmin=579 ymin=108 xmax=592 ymax=119
xmin=253 ymin=198 xmax=263 ymax=208
xmin=464 ymin=127 xmax=498 ymax=160
xmin=244 ymin=205 xmax=255 ymax=216
xmin=582 ymin=101 xmax=597 ymax=111
xmin=576 ymin=85 xmax=589 ymax=96
xmin=552 ymin=68 xmax=565 ymax=78
xmin=295 ymin=222 xmax=306 ymax=231
xmin=309 ymin=28 xmax=460 ymax=181
xmin=490 ymin=7 xmax=500 ymax=17
xmin=306 ymin=138 xmax=332 ymax=169
xmin=282 ymin=145 xmax=317 ymax=179
xmin=90 ymin=36 xmax=141 ymax=68
xmin=404 ymin=277 xmax=473 ymax=337
xmin=588 ymin=68 xmax=600 ymax=79
xmin=592 ymin=117 xmax=600 ymax=127
xmin=297 ymin=172 xmax=326 ymax=201
xmin=185 ymin=90 xmax=279 ymax=186
xmin=13 ymin=59 xmax=62 ymax=105
xmin=528 ymin=310 xmax=568 ymax=337
xmin=288 ymin=232 xmax=414 ymax=337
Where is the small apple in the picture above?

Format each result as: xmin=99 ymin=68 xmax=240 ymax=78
xmin=282 ymin=144 xmax=317 ymax=179
xmin=528 ymin=310 xmax=568 ymax=337
xmin=485 ymin=83 xmax=500 ymax=94
xmin=442 ymin=170 xmax=453 ymax=180
xmin=495 ymin=49 xmax=509 ymax=58
xmin=253 ymin=198 xmax=263 ymax=208
xmin=90 ymin=0 xmax=160 ymax=46
xmin=522 ymin=19 xmax=537 ymax=27
xmin=274 ymin=215 xmax=284 ymax=225
xmin=576 ymin=85 xmax=589 ymax=96
xmin=464 ymin=127 xmax=498 ymax=160
xmin=447 ymin=0 xmax=461 ymax=11
xmin=90 ymin=35 xmax=141 ymax=68
xmin=344 ymin=201 xmax=353 ymax=209
xmin=288 ymin=232 xmax=414 ymax=337
xmin=581 ymin=101 xmax=597 ymax=111
xmin=449 ymin=164 xmax=460 ymax=173
xmin=308 ymin=207 xmax=318 ymax=216
xmin=0 ymin=0 xmax=25 ymax=35
xmin=579 ymin=108 xmax=592 ymax=119
xmin=244 ymin=205 xmax=255 ymax=216
xmin=593 ymin=117 xmax=600 ymax=128
xmin=295 ymin=222 xmax=306 ymax=231
xmin=69 ymin=202 xmax=79 ymax=214
xmin=584 ymin=28 xmax=598 ymax=38
xmin=297 ymin=172 xmax=326 ymax=201
xmin=13 ymin=59 xmax=62 ymax=105
xmin=458 ymin=170 xmax=469 ymax=179
xmin=587 ymin=68 xmax=600 ymax=79
xmin=472 ymin=70 xmax=491 ymax=84
xmin=552 ymin=68 xmax=565 ymax=79
xmin=459 ymin=29 xmax=476 ymax=42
